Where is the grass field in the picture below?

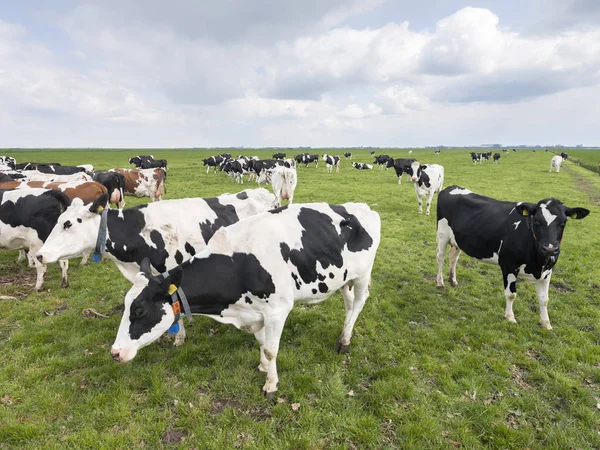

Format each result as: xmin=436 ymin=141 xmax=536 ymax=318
xmin=1 ymin=148 xmax=600 ymax=449
xmin=560 ymin=149 xmax=600 ymax=175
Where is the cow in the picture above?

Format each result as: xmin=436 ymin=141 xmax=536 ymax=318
xmin=128 ymin=155 xmax=155 ymax=167
xmin=386 ymin=158 xmax=416 ymax=184
xmin=344 ymin=152 xmax=353 ymax=159
xmin=272 ymin=153 xmax=286 ymax=160
xmin=493 ymin=153 xmax=501 ymax=163
xmin=77 ymin=164 xmax=95 ymax=174
xmin=301 ymin=154 xmax=319 ymax=168
xmin=560 ymin=152 xmax=568 ymax=160
xmin=294 ymin=154 xmax=306 ymax=165
xmin=470 ymin=152 xmax=482 ymax=164
xmin=109 ymin=202 xmax=381 ymax=399
xmin=406 ymin=162 xmax=444 ymax=215
xmin=21 ymin=171 xmax=92 ymax=183
xmin=93 ymin=171 xmax=126 ymax=208
xmin=370 ymin=151 xmax=375 ymax=155
xmin=0 ymin=156 xmax=16 ymax=169
xmin=0 ymin=188 xmax=71 ymax=290
xmin=481 ymin=152 xmax=492 ymax=162
xmin=109 ymin=168 xmax=165 ymax=201
xmin=270 ymin=166 xmax=297 ymax=207
xmin=550 ymin=155 xmax=564 ymax=173
xmin=0 ymin=180 xmax=107 ymax=205
xmin=435 ymin=185 xmax=589 ymax=329
xmin=322 ymin=154 xmax=340 ymax=173
xmin=221 ymin=159 xmax=245 ymax=184
xmin=351 ymin=162 xmax=373 ymax=170
xmin=26 ymin=164 xmax=87 ymax=175
xmin=434 ymin=149 xmax=441 ymax=155
xmin=202 ymin=156 xmax=224 ymax=174
xmin=373 ymin=155 xmax=391 ymax=170
xmin=253 ymin=159 xmax=282 ymax=182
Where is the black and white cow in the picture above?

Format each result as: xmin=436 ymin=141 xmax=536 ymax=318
xmin=560 ymin=152 xmax=568 ymax=160
xmin=253 ymin=159 xmax=283 ymax=183
xmin=436 ymin=185 xmax=590 ymax=329
xmin=27 ymin=164 xmax=87 ymax=175
xmin=0 ymin=188 xmax=71 ymax=290
xmin=272 ymin=152 xmax=286 ymax=160
xmin=128 ymin=155 xmax=154 ymax=168
xmin=221 ymin=159 xmax=246 ymax=184
xmin=344 ymin=152 xmax=353 ymax=159
xmin=202 ymin=155 xmax=224 ymax=173
xmin=301 ymin=154 xmax=319 ymax=168
xmin=493 ymin=153 xmax=501 ymax=163
xmin=0 ymin=156 xmax=16 ymax=170
xmin=481 ymin=152 xmax=492 ymax=162
xmin=470 ymin=152 xmax=482 ymax=164
xmin=110 ymin=202 xmax=381 ymax=398
xmin=407 ymin=161 xmax=445 ymax=215
xmin=351 ymin=162 xmax=373 ymax=170
xmin=386 ymin=158 xmax=416 ymax=184
xmin=373 ymin=155 xmax=391 ymax=170
xmin=322 ymin=154 xmax=340 ymax=173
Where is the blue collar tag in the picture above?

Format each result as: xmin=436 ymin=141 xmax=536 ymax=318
xmin=168 ymin=316 xmax=180 ymax=335
xmin=92 ymin=208 xmax=108 ymax=262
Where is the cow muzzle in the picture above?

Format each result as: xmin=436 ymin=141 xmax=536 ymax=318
xmin=411 ymin=176 xmax=417 ymax=181
xmin=540 ymin=243 xmax=560 ymax=257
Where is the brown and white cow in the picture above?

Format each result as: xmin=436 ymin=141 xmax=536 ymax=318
xmin=109 ymin=168 xmax=165 ymax=202
xmin=0 ymin=180 xmax=107 ymax=204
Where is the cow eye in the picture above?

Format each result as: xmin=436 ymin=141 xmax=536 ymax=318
xmin=63 ymin=220 xmax=72 ymax=230
xmin=131 ymin=306 xmax=145 ymax=318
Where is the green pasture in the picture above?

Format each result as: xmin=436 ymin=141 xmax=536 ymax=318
xmin=1 ymin=148 xmax=599 ymax=449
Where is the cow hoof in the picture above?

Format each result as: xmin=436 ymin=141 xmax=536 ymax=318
xmin=436 ymin=284 xmax=444 ymax=289
xmin=540 ymin=322 xmax=553 ymax=331
xmin=263 ymin=390 xmax=276 ymax=401
xmin=450 ymin=281 xmax=458 ymax=287
xmin=504 ymin=316 xmax=518 ymax=324
xmin=61 ymin=280 xmax=69 ymax=288
xmin=173 ymin=338 xmax=185 ymax=347
xmin=336 ymin=340 xmax=350 ymax=354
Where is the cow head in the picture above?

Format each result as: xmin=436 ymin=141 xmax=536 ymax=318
xmin=409 ymin=161 xmax=422 ymax=181
xmin=111 ymin=259 xmax=183 ymax=363
xmin=129 ymin=156 xmax=141 ymax=166
xmin=515 ymin=200 xmax=590 ymax=257
xmin=38 ymin=194 xmax=109 ymax=263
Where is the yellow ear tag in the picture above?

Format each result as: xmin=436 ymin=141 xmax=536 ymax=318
xmin=521 ymin=209 xmax=529 ymax=216
xmin=168 ymin=284 xmax=177 ymax=295
xmin=97 ymin=205 xmax=104 ymax=213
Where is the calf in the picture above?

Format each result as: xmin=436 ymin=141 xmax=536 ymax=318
xmin=110 ymin=202 xmax=381 ymax=398
xmin=109 ymin=168 xmax=165 ymax=201
xmin=386 ymin=158 xmax=416 ymax=184
xmin=550 ymin=155 xmax=564 ymax=173
xmin=407 ymin=162 xmax=444 ymax=215
xmin=270 ymin=166 xmax=297 ymax=207
xmin=93 ymin=171 xmax=126 ymax=208
xmin=436 ymin=186 xmax=589 ymax=329
xmin=493 ymin=153 xmax=501 ymax=163
xmin=0 ymin=188 xmax=71 ymax=290
xmin=352 ymin=162 xmax=373 ymax=170
xmin=202 ymin=155 xmax=224 ymax=174
xmin=322 ymin=154 xmax=340 ymax=173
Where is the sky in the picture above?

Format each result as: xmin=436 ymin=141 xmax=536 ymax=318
xmin=1 ymin=0 xmax=599 ymax=148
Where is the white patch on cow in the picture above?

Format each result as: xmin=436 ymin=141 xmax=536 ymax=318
xmin=540 ymin=204 xmax=557 ymax=225
xmin=513 ymin=221 xmax=521 ymax=230
xmin=123 ymin=244 xmax=127 ymax=251
xmin=449 ymin=187 xmax=472 ymax=196
xmin=118 ymin=209 xmax=124 ymax=220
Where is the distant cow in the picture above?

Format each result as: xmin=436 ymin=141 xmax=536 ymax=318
xmin=109 ymin=202 xmax=381 ymax=399
xmin=434 ymin=149 xmax=441 ymax=155
xmin=270 ymin=166 xmax=297 ymax=207
xmin=407 ymin=162 xmax=444 ymax=215
xmin=493 ymin=153 xmax=501 ymax=163
xmin=203 ymin=155 xmax=224 ymax=173
xmin=470 ymin=152 xmax=482 ymax=164
xmin=253 ymin=159 xmax=283 ymax=183
xmin=272 ymin=153 xmax=286 ymax=160
xmin=110 ymin=168 xmax=165 ymax=201
xmin=301 ymin=154 xmax=319 ymax=168
xmin=322 ymin=154 xmax=340 ymax=173
xmin=386 ymin=158 xmax=416 ymax=184
xmin=344 ymin=152 xmax=353 ymax=159
xmin=0 ymin=188 xmax=71 ymax=290
xmin=128 ymin=155 xmax=154 ymax=167
xmin=373 ymin=155 xmax=391 ymax=170
xmin=550 ymin=155 xmax=564 ymax=173
xmin=436 ymin=185 xmax=589 ymax=329
xmin=352 ymin=162 xmax=373 ymax=170
xmin=93 ymin=171 xmax=126 ymax=208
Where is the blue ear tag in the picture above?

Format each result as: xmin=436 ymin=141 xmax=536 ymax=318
xmin=92 ymin=252 xmax=102 ymax=263
xmin=168 ymin=322 xmax=180 ymax=335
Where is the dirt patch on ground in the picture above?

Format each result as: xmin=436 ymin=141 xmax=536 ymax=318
xmin=0 ymin=263 xmax=36 ymax=298
xmin=161 ymin=429 xmax=188 ymax=445
xmin=551 ymin=282 xmax=574 ymax=293
xmin=210 ymin=397 xmax=245 ymax=415
xmin=562 ymin=164 xmax=600 ymax=206
xmin=509 ymin=364 xmax=533 ymax=389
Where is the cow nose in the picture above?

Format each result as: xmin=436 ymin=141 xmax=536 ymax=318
xmin=110 ymin=349 xmax=122 ymax=362
xmin=36 ymin=254 xmax=44 ymax=264
xmin=411 ymin=176 xmax=417 ymax=181
xmin=541 ymin=244 xmax=559 ymax=256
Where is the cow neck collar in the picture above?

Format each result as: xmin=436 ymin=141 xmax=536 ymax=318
xmin=92 ymin=208 xmax=108 ymax=262
xmin=160 ymin=272 xmax=192 ymax=334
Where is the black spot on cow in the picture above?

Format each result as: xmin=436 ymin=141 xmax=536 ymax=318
xmin=270 ymin=205 xmax=289 ymax=214
xmin=312 ymin=288 xmax=317 ymax=294
xmin=77 ymin=218 xmax=82 ymax=223
xmin=184 ymin=242 xmax=196 ymax=256
xmin=137 ymin=204 xmax=148 ymax=209
xmin=318 ymin=273 xmax=326 ymax=281
xmin=329 ymin=272 xmax=334 ymax=279
xmin=318 ymin=282 xmax=328 ymax=293
xmin=236 ymin=191 xmax=249 ymax=200
xmin=175 ymin=250 xmax=184 ymax=265
xmin=291 ymin=273 xmax=301 ymax=290
xmin=199 ymin=197 xmax=240 ymax=244
xmin=343 ymin=269 xmax=348 ymax=281
xmin=245 ymin=296 xmax=252 ymax=304
xmin=328 ymin=204 xmax=373 ymax=252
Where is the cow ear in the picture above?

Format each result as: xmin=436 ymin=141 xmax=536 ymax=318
xmin=421 ymin=165 xmax=427 ymax=170
xmin=564 ymin=207 xmax=590 ymax=220
xmin=515 ymin=202 xmax=536 ymax=217
xmin=140 ymin=258 xmax=153 ymax=279
xmin=89 ymin=193 xmax=109 ymax=214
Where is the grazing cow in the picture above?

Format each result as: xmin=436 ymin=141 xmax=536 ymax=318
xmin=272 ymin=153 xmax=286 ymax=160
xmin=370 ymin=151 xmax=375 ymax=155
xmin=386 ymin=158 xmax=416 ymax=184
xmin=322 ymin=154 xmax=340 ymax=173
xmin=221 ymin=159 xmax=245 ymax=184
xmin=270 ymin=166 xmax=297 ymax=207
xmin=109 ymin=168 xmax=165 ymax=201
xmin=344 ymin=152 xmax=353 ymax=159
xmin=351 ymin=162 xmax=373 ymax=170
xmin=436 ymin=186 xmax=589 ymax=329
xmin=0 ymin=188 xmax=71 ymax=290
xmin=93 ymin=171 xmax=126 ymax=208
xmin=434 ymin=149 xmax=441 ymax=155
xmin=407 ymin=162 xmax=444 ymax=215
xmin=301 ymin=154 xmax=319 ymax=168
xmin=550 ymin=155 xmax=564 ymax=173
xmin=109 ymin=202 xmax=381 ymax=398
xmin=128 ymin=155 xmax=155 ymax=167
xmin=493 ymin=153 xmax=501 ymax=163
xmin=202 ymin=155 xmax=224 ymax=173
xmin=373 ymin=155 xmax=391 ymax=170
xmin=560 ymin=152 xmax=568 ymax=160
xmin=470 ymin=152 xmax=482 ymax=164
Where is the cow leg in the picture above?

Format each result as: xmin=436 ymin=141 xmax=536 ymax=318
xmin=535 ymin=274 xmax=552 ymax=330
xmin=27 ymin=250 xmax=36 ymax=268
xmin=206 ymin=166 xmax=210 ymax=174
xmin=448 ymin=246 xmax=461 ymax=287
xmin=337 ymin=276 xmax=369 ymax=354
xmin=436 ymin=237 xmax=448 ymax=288
xmin=288 ymin=190 xmax=294 ymax=204
xmin=59 ymin=259 xmax=69 ymax=288
xmin=32 ymin=252 xmax=47 ymax=291
xmin=80 ymin=252 xmax=90 ymax=266
xmin=17 ymin=249 xmax=27 ymax=264
xmin=414 ymin=185 xmax=423 ymax=214
xmin=336 ymin=164 xmax=340 ymax=173
xmin=425 ymin=190 xmax=435 ymax=216
xmin=254 ymin=327 xmax=269 ymax=373
xmin=173 ymin=318 xmax=187 ymax=346
xmin=261 ymin=306 xmax=292 ymax=399
xmin=398 ymin=174 xmax=402 ymax=185
xmin=503 ymin=270 xmax=519 ymax=324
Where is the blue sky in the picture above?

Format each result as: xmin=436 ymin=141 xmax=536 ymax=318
xmin=1 ymin=0 xmax=599 ymax=147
